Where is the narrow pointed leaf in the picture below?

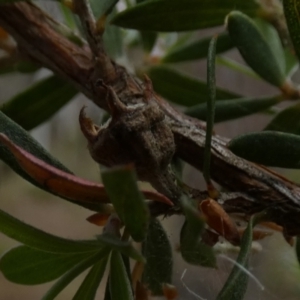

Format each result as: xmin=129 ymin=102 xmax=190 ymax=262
xmin=265 ymin=102 xmax=300 ymax=134
xmin=0 ymin=134 xmax=171 ymax=206
xmin=226 ymin=11 xmax=286 ymax=87
xmin=1 ymin=75 xmax=77 ymax=130
xmin=186 ymin=96 xmax=280 ymax=123
xmin=42 ymin=249 xmax=110 ymax=300
xmin=97 ymin=234 xmax=145 ymax=262
xmin=142 ymin=219 xmax=172 ymax=295
xmin=109 ymin=250 xmax=134 ymax=300
xmin=296 ymin=237 xmax=300 ymax=265
xmin=73 ymin=255 xmax=109 ymax=300
xmin=140 ymin=31 xmax=157 ymax=52
xmin=0 ymin=112 xmax=107 ymax=210
xmin=163 ymin=33 xmax=233 ymax=63
xmin=0 ymin=246 xmax=88 ymax=285
xmin=283 ymin=0 xmax=300 ymax=62
xmin=0 ymin=208 xmax=102 ymax=253
xmin=228 ymin=131 xmax=300 ymax=168
xmin=102 ymin=166 xmax=150 ymax=242
xmin=216 ymin=217 xmax=254 ymax=300
xmin=147 ymin=66 xmax=238 ymax=107
xmin=0 ymin=133 xmax=109 ymax=204
xmin=112 ymin=0 xmax=258 ymax=32
xmin=180 ymin=197 xmax=216 ymax=267
xmin=203 ymin=36 xmax=217 ymax=183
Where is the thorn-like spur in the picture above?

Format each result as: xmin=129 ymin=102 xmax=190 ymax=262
xmin=106 ymin=85 xmax=128 ymax=117
xmin=143 ymin=74 xmax=154 ymax=102
xmin=79 ymin=106 xmax=100 ymax=143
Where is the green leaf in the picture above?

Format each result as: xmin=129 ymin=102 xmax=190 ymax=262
xmin=1 ymin=75 xmax=77 ymax=130
xmin=109 ymin=250 xmax=134 ymax=300
xmin=73 ymin=255 xmax=109 ymax=300
xmin=147 ymin=66 xmax=239 ymax=107
xmin=265 ymin=102 xmax=300 ymax=134
xmin=296 ymin=237 xmax=300 ymax=265
xmin=284 ymin=48 xmax=299 ymax=77
xmin=111 ymin=0 xmax=258 ymax=32
xmin=97 ymin=234 xmax=145 ymax=262
xmin=42 ymin=248 xmax=110 ymax=300
xmin=140 ymin=31 xmax=157 ymax=52
xmin=228 ymin=131 xmax=300 ymax=168
xmin=186 ymin=96 xmax=280 ymax=123
xmin=283 ymin=0 xmax=300 ymax=62
xmin=254 ymin=18 xmax=286 ymax=76
xmin=226 ymin=11 xmax=286 ymax=87
xmin=0 ymin=110 xmax=70 ymax=174
xmin=216 ymin=217 xmax=254 ymax=300
xmin=163 ymin=33 xmax=233 ymax=63
xmin=180 ymin=197 xmax=216 ymax=267
xmin=0 ymin=208 xmax=102 ymax=253
xmin=0 ymin=246 xmax=88 ymax=285
xmin=102 ymin=166 xmax=150 ymax=242
xmin=216 ymin=56 xmax=259 ymax=79
xmin=0 ymin=60 xmax=39 ymax=75
xmin=142 ymin=219 xmax=172 ymax=295
xmin=203 ymin=36 xmax=217 ymax=183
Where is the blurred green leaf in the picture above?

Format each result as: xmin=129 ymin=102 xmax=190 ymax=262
xmin=1 ymin=75 xmax=77 ymax=130
xmin=216 ymin=56 xmax=259 ymax=79
xmin=163 ymin=33 xmax=233 ymax=63
xmin=89 ymin=0 xmax=123 ymax=58
xmin=0 ymin=58 xmax=39 ymax=75
xmin=254 ymin=18 xmax=285 ymax=75
xmin=203 ymin=36 xmax=217 ymax=183
xmin=42 ymin=248 xmax=110 ymax=300
xmin=73 ymin=255 xmax=109 ymax=300
xmin=102 ymin=166 xmax=149 ymax=242
xmin=141 ymin=31 xmax=157 ymax=52
xmin=112 ymin=0 xmax=258 ymax=32
xmin=142 ymin=219 xmax=172 ymax=295
xmin=283 ymin=0 xmax=300 ymax=62
xmin=59 ymin=3 xmax=77 ymax=30
xmin=180 ymin=197 xmax=216 ymax=267
xmin=0 ymin=246 xmax=88 ymax=285
xmin=226 ymin=11 xmax=286 ymax=87
xmin=97 ymin=234 xmax=145 ymax=262
xmin=109 ymin=250 xmax=134 ymax=300
xmin=265 ymin=102 xmax=300 ymax=134
xmin=216 ymin=217 xmax=254 ymax=300
xmin=284 ymin=49 xmax=298 ymax=77
xmin=186 ymin=96 xmax=280 ymax=123
xmin=147 ymin=66 xmax=238 ymax=107
xmin=0 ymin=209 xmax=101 ymax=254
xmin=228 ymin=131 xmax=300 ymax=168
xmin=0 ymin=112 xmax=101 ymax=212
xmin=296 ymin=237 xmax=300 ymax=265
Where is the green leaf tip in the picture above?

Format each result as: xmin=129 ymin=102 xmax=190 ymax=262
xmin=142 ymin=219 xmax=172 ymax=295
xmin=226 ymin=11 xmax=286 ymax=88
xmin=102 ymin=165 xmax=150 ymax=242
xmin=228 ymin=131 xmax=300 ymax=168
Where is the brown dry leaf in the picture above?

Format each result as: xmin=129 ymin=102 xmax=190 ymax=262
xmin=0 ymin=134 xmax=173 ymax=205
xmin=238 ymin=228 xmax=273 ymax=241
xmin=132 ymin=261 xmax=145 ymax=290
xmin=86 ymin=212 xmax=111 ymax=226
xmin=135 ymin=281 xmax=149 ymax=300
xmin=0 ymin=27 xmax=8 ymax=39
xmin=162 ymin=283 xmax=178 ymax=300
xmin=200 ymin=198 xmax=240 ymax=245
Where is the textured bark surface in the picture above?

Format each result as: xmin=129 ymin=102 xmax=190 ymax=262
xmin=1 ymin=2 xmax=300 ymax=235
